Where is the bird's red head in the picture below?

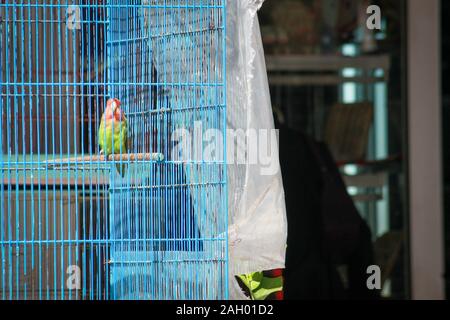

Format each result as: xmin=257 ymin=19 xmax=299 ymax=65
xmin=106 ymin=98 xmax=123 ymax=121
xmin=107 ymin=98 xmax=121 ymax=110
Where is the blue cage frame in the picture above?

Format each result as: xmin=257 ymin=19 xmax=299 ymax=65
xmin=0 ymin=0 xmax=227 ymax=300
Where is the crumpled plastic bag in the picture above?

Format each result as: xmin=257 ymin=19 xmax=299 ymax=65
xmin=226 ymin=0 xmax=288 ymax=300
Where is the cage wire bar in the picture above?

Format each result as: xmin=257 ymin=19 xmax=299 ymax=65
xmin=0 ymin=0 xmax=227 ymax=300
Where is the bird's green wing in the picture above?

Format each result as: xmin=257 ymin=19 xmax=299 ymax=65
xmin=113 ymin=119 xmax=128 ymax=155
xmin=114 ymin=119 xmax=128 ymax=177
xmin=99 ymin=118 xmax=115 ymax=155
xmin=122 ymin=117 xmax=129 ymax=153
xmin=98 ymin=117 xmax=106 ymax=153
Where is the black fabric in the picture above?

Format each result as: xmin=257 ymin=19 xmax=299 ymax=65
xmin=310 ymin=141 xmax=362 ymax=265
xmin=279 ymin=126 xmax=378 ymax=300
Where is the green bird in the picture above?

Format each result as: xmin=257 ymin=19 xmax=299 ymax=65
xmin=98 ymin=98 xmax=128 ymax=176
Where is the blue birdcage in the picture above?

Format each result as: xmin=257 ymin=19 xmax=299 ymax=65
xmin=0 ymin=0 xmax=227 ymax=300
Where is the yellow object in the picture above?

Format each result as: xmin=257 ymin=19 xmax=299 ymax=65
xmin=236 ymin=272 xmax=283 ymax=300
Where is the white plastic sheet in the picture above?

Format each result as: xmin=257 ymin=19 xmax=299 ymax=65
xmin=226 ymin=0 xmax=288 ymax=299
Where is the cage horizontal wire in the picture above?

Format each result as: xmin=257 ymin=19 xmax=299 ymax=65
xmin=0 ymin=0 xmax=227 ymax=300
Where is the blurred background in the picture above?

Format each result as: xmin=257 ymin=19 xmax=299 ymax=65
xmin=256 ymin=0 xmax=448 ymax=300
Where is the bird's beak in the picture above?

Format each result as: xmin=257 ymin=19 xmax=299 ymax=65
xmin=112 ymin=101 xmax=118 ymax=113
